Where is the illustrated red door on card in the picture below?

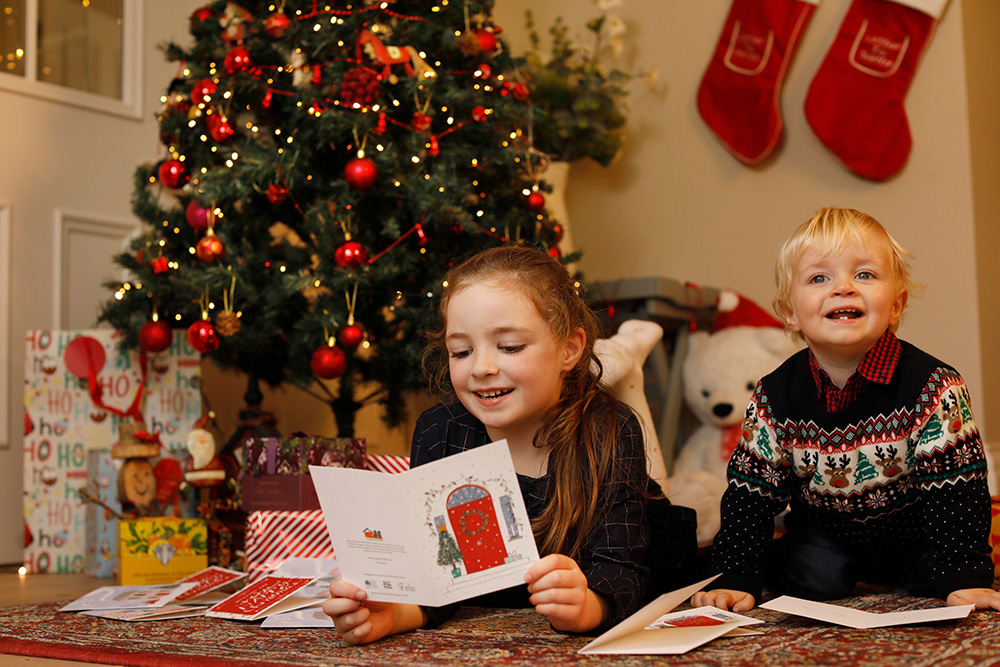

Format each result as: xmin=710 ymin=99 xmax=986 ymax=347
xmin=446 ymin=485 xmax=506 ymax=574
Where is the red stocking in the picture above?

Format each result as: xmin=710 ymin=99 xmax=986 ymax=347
xmin=804 ymin=0 xmax=947 ymax=180
xmin=697 ymin=0 xmax=818 ymax=165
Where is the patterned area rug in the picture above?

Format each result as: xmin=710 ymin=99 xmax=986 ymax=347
xmin=2 ymin=589 xmax=1000 ymax=667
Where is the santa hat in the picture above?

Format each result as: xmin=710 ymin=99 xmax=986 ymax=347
xmin=710 ymin=289 xmax=784 ymax=333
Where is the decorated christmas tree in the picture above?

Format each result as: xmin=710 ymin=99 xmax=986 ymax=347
xmin=99 ymin=0 xmax=567 ymax=437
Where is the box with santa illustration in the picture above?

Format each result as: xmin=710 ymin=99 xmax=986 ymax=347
xmin=240 ymin=434 xmax=366 ymax=512
xmin=23 ymin=329 xmax=202 ymax=574
xmin=117 ymin=516 xmax=208 ymax=585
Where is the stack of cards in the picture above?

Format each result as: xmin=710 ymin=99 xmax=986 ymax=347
xmin=60 ymin=561 xmax=339 ymax=627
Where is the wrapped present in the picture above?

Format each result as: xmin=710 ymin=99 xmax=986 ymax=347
xmin=23 ymin=330 xmax=202 ymax=574
xmin=241 ymin=435 xmax=366 ymax=512
xmin=83 ymin=450 xmax=123 ymax=578
xmin=365 ymin=454 xmax=410 ymax=474
xmin=991 ymin=496 xmax=1000 ymax=578
xmin=118 ymin=516 xmax=208 ymax=585
xmin=244 ymin=510 xmax=334 ymax=582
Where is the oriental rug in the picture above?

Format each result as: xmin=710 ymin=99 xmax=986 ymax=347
xmin=1 ymin=588 xmax=999 ymax=667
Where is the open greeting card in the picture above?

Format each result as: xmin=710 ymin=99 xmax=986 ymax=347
xmin=759 ymin=596 xmax=975 ymax=628
xmin=205 ymin=575 xmax=322 ymax=621
xmin=59 ymin=583 xmax=199 ymax=615
xmin=310 ymin=440 xmax=539 ymax=607
xmin=579 ymin=575 xmax=763 ymax=655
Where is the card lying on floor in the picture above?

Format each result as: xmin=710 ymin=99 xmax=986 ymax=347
xmin=81 ymin=605 xmax=209 ymax=622
xmin=579 ymin=574 xmax=763 ymax=655
xmin=173 ymin=566 xmax=248 ymax=604
xmin=205 ymin=575 xmax=321 ymax=621
xmin=759 ymin=596 xmax=975 ymax=628
xmin=59 ymin=583 xmax=198 ymax=612
xmin=310 ymin=439 xmax=539 ymax=607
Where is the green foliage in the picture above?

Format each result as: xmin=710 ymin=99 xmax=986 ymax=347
xmin=99 ymin=0 xmax=564 ymax=436
xmin=521 ymin=3 xmax=632 ymax=166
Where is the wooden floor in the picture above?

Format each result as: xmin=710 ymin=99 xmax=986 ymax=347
xmin=0 ymin=570 xmax=119 ymax=667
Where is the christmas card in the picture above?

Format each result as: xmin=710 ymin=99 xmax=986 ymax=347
xmin=80 ymin=605 xmax=209 ymax=622
xmin=310 ymin=440 xmax=539 ymax=607
xmin=59 ymin=583 xmax=198 ymax=613
xmin=204 ymin=575 xmax=321 ymax=621
xmin=578 ymin=575 xmax=764 ymax=655
xmin=759 ymin=596 xmax=974 ymax=628
xmin=173 ymin=565 xmax=248 ymax=604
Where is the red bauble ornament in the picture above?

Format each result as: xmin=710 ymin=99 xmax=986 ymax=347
xmin=475 ymin=29 xmax=498 ymax=54
xmin=139 ymin=319 xmax=173 ymax=353
xmin=475 ymin=63 xmax=492 ymax=79
xmin=471 ymin=106 xmax=489 ymax=122
xmin=158 ymin=159 xmax=189 ymax=189
xmin=411 ymin=112 xmax=432 ymax=132
xmin=344 ymin=157 xmax=378 ymax=191
xmin=338 ymin=66 xmax=381 ymax=107
xmin=510 ymin=82 xmax=530 ymax=102
xmin=185 ymin=199 xmax=213 ymax=231
xmin=196 ymin=231 xmax=225 ymax=263
xmin=191 ymin=78 xmax=217 ymax=106
xmin=266 ymin=184 xmax=288 ymax=205
xmin=223 ymin=46 xmax=252 ymax=74
xmin=526 ymin=191 xmax=545 ymax=212
xmin=187 ymin=319 xmax=219 ymax=354
xmin=265 ymin=11 xmax=292 ymax=38
xmin=428 ymin=136 xmax=440 ymax=157
xmin=339 ymin=324 xmax=364 ymax=349
xmin=206 ymin=113 xmax=235 ymax=142
xmin=549 ymin=222 xmax=565 ymax=244
xmin=311 ymin=344 xmax=346 ymax=379
xmin=190 ymin=7 xmax=213 ymax=24
xmin=548 ymin=246 xmax=562 ymax=260
xmin=334 ymin=241 xmax=368 ymax=269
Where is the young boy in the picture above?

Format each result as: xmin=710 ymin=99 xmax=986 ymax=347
xmin=693 ymin=207 xmax=999 ymax=613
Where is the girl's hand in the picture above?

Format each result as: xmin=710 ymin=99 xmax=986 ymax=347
xmin=524 ymin=553 xmax=609 ymax=633
xmin=947 ymin=587 xmax=1000 ymax=611
xmin=690 ymin=588 xmax=756 ymax=612
xmin=322 ymin=579 xmax=427 ymax=645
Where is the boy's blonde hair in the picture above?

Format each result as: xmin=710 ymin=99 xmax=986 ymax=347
xmin=773 ymin=207 xmax=916 ymax=332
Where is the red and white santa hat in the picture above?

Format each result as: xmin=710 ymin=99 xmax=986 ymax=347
xmin=710 ymin=289 xmax=784 ymax=333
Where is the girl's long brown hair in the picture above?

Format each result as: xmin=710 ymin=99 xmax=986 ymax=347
xmin=423 ymin=245 xmax=635 ymax=560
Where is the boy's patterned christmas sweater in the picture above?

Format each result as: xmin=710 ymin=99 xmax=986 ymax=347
xmin=712 ymin=338 xmax=994 ymax=599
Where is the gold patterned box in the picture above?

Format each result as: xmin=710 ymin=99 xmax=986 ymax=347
xmin=117 ymin=517 xmax=208 ymax=585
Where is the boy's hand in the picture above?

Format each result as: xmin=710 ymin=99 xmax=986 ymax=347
xmin=947 ymin=587 xmax=1000 ymax=611
xmin=690 ymin=588 xmax=756 ymax=612
xmin=322 ymin=579 xmax=426 ymax=644
xmin=525 ymin=554 xmax=608 ymax=633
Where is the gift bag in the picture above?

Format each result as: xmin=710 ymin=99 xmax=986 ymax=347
xmin=241 ymin=435 xmax=366 ymax=512
xmin=23 ymin=330 xmax=202 ymax=574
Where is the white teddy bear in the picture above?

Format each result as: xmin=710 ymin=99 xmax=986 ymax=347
xmin=668 ymin=289 xmax=802 ymax=545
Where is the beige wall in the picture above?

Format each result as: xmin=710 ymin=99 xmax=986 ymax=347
xmin=493 ymin=0 xmax=995 ymax=439
xmin=1 ymin=0 xmax=997 ymax=564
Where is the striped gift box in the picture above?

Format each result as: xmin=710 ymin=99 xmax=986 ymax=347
xmin=365 ymin=454 xmax=410 ymax=474
xmin=244 ymin=510 xmax=334 ymax=582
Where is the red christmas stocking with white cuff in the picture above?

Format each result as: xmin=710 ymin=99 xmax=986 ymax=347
xmin=804 ymin=0 xmax=947 ymax=180
xmin=697 ymin=0 xmax=819 ymax=165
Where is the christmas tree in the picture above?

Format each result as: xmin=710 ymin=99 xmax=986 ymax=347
xmin=99 ymin=0 xmax=567 ymax=437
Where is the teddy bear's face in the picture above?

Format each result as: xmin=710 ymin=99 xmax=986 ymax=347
xmin=683 ymin=327 xmax=801 ymax=429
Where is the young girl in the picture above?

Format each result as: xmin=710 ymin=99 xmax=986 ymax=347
xmin=323 ymin=245 xmax=692 ymax=644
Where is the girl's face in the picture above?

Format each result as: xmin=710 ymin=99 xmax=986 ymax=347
xmin=445 ymin=281 xmax=583 ymax=446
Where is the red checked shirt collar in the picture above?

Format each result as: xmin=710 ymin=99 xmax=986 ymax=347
xmin=808 ymin=330 xmax=902 ymax=412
